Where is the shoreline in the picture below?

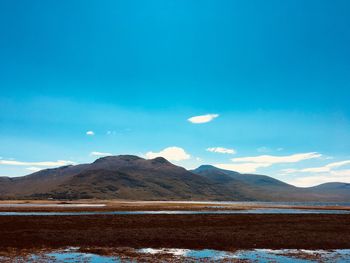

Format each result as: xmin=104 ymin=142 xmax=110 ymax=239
xmin=3 ymin=247 xmax=350 ymax=262
xmin=0 ymin=200 xmax=349 ymax=212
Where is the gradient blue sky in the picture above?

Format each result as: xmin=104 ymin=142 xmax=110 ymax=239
xmin=1 ymin=0 xmax=350 ymax=186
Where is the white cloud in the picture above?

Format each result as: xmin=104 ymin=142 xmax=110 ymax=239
xmin=287 ymin=170 xmax=350 ymax=187
xmin=281 ymin=159 xmax=350 ymax=187
xmin=232 ymin=152 xmax=321 ymax=164
xmin=86 ymin=130 xmax=95 ymax=136
xmin=280 ymin=168 xmax=299 ymax=174
xmin=0 ymin=159 xmax=75 ymax=167
xmin=188 ymin=114 xmax=219 ymax=124
xmin=207 ymin=147 xmax=236 ymax=154
xmin=281 ymin=160 xmax=350 ymax=174
xmin=90 ymin=151 xmax=113 ymax=157
xmin=215 ymin=163 xmax=271 ymax=173
xmin=302 ymin=160 xmax=350 ymax=173
xmin=145 ymin=147 xmax=190 ymax=161
xmin=302 ymin=166 xmax=334 ymax=173
xmin=215 ymin=152 xmax=322 ymax=173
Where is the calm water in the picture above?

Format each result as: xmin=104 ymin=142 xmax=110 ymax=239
xmin=144 ymin=201 xmax=350 ymax=207
xmin=0 ymin=203 xmax=106 ymax=207
xmin=0 ymin=208 xmax=349 ymax=216
xmin=1 ymin=201 xmax=350 ymax=207
xmin=5 ymin=248 xmax=350 ymax=262
xmin=0 ymin=201 xmax=349 ymax=215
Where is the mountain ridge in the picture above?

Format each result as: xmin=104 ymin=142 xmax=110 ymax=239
xmin=0 ymin=155 xmax=349 ymax=201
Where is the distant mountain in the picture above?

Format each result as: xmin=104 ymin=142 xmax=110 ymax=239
xmin=0 ymin=155 xmax=349 ymax=201
xmin=308 ymin=182 xmax=350 ymax=199
xmin=192 ymin=165 xmax=291 ymax=188
xmin=191 ymin=165 xmax=350 ymax=202
xmin=191 ymin=165 xmax=298 ymax=201
xmin=309 ymin=182 xmax=350 ymax=190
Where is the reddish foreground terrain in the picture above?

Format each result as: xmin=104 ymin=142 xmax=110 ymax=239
xmin=0 ymin=214 xmax=349 ymax=251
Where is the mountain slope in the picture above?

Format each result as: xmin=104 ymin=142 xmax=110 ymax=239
xmin=191 ymin=165 xmax=350 ymax=202
xmin=0 ymin=156 xmax=349 ymax=201
xmin=308 ymin=182 xmax=350 ymax=201
xmin=0 ymin=156 xmax=245 ymax=200
xmin=192 ymin=165 xmax=291 ymax=188
xmin=191 ymin=165 xmax=299 ymax=201
xmin=309 ymin=182 xmax=350 ymax=191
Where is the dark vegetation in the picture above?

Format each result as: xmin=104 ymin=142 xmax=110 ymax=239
xmin=0 ymin=214 xmax=349 ymax=250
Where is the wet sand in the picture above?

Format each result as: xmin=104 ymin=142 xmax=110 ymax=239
xmin=0 ymin=214 xmax=349 ymax=251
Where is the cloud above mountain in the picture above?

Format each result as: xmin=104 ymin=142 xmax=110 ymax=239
xmin=281 ymin=159 xmax=350 ymax=187
xmin=215 ymin=152 xmax=322 ymax=173
xmin=287 ymin=169 xmax=350 ymax=187
xmin=145 ymin=147 xmax=190 ymax=161
xmin=231 ymin=152 xmax=321 ymax=164
xmin=0 ymin=159 xmax=76 ymax=167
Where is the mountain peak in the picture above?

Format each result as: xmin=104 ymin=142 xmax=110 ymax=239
xmin=1 ymin=155 xmax=350 ymax=201
xmin=193 ymin=165 xmax=238 ymax=174
xmin=196 ymin=165 xmax=219 ymax=170
xmin=93 ymin=155 xmax=143 ymax=164
xmin=193 ymin=164 xmax=219 ymax=172
xmin=151 ymin=157 xmax=170 ymax=164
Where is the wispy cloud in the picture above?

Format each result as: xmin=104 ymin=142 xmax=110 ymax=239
xmin=215 ymin=152 xmax=322 ymax=173
xmin=232 ymin=152 xmax=321 ymax=164
xmin=207 ymin=147 xmax=236 ymax=154
xmin=279 ymin=159 xmax=350 ymax=187
xmin=188 ymin=114 xmax=219 ymax=124
xmin=281 ymin=160 xmax=350 ymax=174
xmin=86 ymin=130 xmax=95 ymax=136
xmin=302 ymin=160 xmax=350 ymax=173
xmin=0 ymin=159 xmax=75 ymax=167
xmin=145 ymin=146 xmax=190 ymax=161
xmin=90 ymin=151 xmax=113 ymax=157
xmin=287 ymin=169 xmax=350 ymax=187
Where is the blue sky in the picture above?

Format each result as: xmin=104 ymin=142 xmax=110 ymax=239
xmin=1 ymin=0 xmax=350 ymax=186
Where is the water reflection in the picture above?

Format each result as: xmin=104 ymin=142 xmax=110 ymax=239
xmin=4 ymin=248 xmax=349 ymax=262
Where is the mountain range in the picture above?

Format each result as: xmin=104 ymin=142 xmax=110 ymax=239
xmin=0 ymin=155 xmax=349 ymax=201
